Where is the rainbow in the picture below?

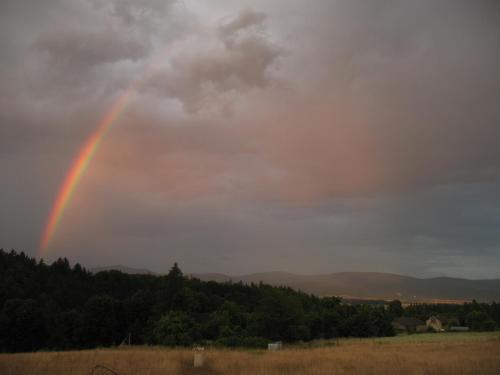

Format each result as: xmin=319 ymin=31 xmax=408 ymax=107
xmin=37 ymin=36 xmax=190 ymax=258
xmin=38 ymin=88 xmax=136 ymax=257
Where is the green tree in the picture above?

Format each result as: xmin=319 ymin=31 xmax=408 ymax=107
xmin=58 ymin=309 xmax=84 ymax=348
xmin=467 ymin=310 xmax=496 ymax=331
xmin=166 ymin=263 xmax=184 ymax=291
xmin=341 ymin=305 xmax=379 ymax=337
xmin=251 ymin=290 xmax=306 ymax=341
xmin=205 ymin=301 xmax=245 ymax=340
xmin=82 ymin=295 xmax=124 ymax=346
xmin=388 ymin=300 xmax=404 ymax=318
xmin=0 ymin=298 xmax=45 ymax=352
xmin=153 ymin=311 xmax=197 ymax=346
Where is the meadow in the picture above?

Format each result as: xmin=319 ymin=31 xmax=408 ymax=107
xmin=1 ymin=332 xmax=499 ymax=375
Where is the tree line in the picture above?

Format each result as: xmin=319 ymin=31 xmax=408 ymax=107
xmin=1 ymin=249 xmax=395 ymax=352
xmin=1 ymin=249 xmax=498 ymax=353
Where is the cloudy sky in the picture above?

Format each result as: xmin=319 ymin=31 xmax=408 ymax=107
xmin=1 ymin=0 xmax=499 ymax=278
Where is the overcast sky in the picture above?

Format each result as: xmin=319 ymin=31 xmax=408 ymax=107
xmin=1 ymin=0 xmax=500 ymax=278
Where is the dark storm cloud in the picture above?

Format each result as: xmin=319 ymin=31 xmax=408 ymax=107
xmin=147 ymin=9 xmax=281 ymax=112
xmin=1 ymin=0 xmax=499 ymax=278
xmin=35 ymin=28 xmax=148 ymax=68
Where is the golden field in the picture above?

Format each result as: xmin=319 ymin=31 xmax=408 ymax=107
xmin=1 ymin=332 xmax=499 ymax=375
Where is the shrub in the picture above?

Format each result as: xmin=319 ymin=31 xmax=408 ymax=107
xmin=215 ymin=336 xmax=242 ymax=347
xmin=241 ymin=336 xmax=268 ymax=348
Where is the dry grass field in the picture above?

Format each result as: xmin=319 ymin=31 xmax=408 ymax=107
xmin=1 ymin=332 xmax=499 ymax=375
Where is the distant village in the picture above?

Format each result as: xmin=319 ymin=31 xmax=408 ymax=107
xmin=392 ymin=315 xmax=469 ymax=334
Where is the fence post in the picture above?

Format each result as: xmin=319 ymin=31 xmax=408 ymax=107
xmin=193 ymin=346 xmax=205 ymax=368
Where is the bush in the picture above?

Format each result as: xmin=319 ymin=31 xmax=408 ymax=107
xmin=478 ymin=319 xmax=496 ymax=332
xmin=241 ymin=336 xmax=268 ymax=348
xmin=467 ymin=310 xmax=496 ymax=331
xmin=215 ymin=336 xmax=242 ymax=347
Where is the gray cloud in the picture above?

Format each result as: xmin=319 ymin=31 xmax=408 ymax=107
xmin=1 ymin=0 xmax=499 ymax=278
xmin=35 ymin=28 xmax=148 ymax=69
xmin=218 ymin=8 xmax=267 ymax=36
xmin=104 ymin=0 xmax=174 ymax=26
xmin=150 ymin=9 xmax=281 ymax=112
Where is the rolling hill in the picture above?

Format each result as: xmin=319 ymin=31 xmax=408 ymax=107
xmin=91 ymin=266 xmax=500 ymax=302
xmin=191 ymin=271 xmax=500 ymax=302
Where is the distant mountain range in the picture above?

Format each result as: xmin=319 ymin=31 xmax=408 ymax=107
xmin=190 ymin=272 xmax=500 ymax=302
xmin=91 ymin=266 xmax=500 ymax=302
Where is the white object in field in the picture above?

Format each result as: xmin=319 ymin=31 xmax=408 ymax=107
xmin=194 ymin=346 xmax=205 ymax=367
xmin=268 ymin=341 xmax=283 ymax=351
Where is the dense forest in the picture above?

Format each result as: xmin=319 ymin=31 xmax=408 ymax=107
xmin=0 ymin=250 xmax=498 ymax=353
